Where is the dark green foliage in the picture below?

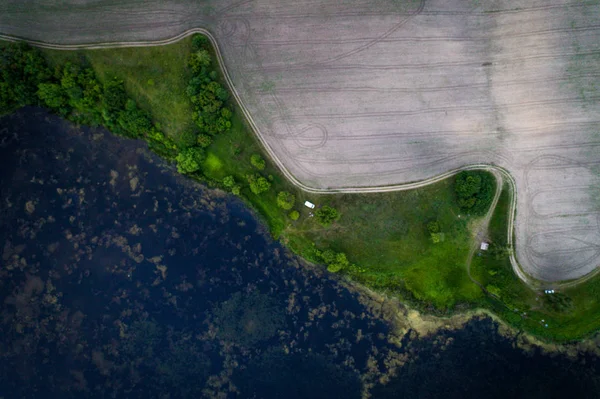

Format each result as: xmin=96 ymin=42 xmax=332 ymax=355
xmin=247 ymin=173 xmax=271 ymax=195
xmin=188 ymin=49 xmax=211 ymax=74
xmin=454 ymin=171 xmax=496 ymax=215
xmin=192 ymin=34 xmax=210 ymax=50
xmin=101 ymin=77 xmax=127 ymax=124
xmin=196 ymin=133 xmax=212 ymax=148
xmin=315 ymin=205 xmax=340 ymax=227
xmin=276 ymin=191 xmax=295 ymax=210
xmin=117 ymin=99 xmax=153 ymax=138
xmin=185 ymin=35 xmax=233 ymax=138
xmin=427 ymin=221 xmax=440 ymax=234
xmin=0 ymin=42 xmax=51 ymax=113
xmin=544 ymin=292 xmax=574 ymax=313
xmin=176 ymin=129 xmax=197 ymax=149
xmin=37 ymin=83 xmax=67 ymax=111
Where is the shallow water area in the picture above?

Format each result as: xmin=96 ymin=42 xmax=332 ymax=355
xmin=1 ymin=107 xmax=600 ymax=398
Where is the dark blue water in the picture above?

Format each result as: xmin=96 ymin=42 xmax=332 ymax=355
xmin=1 ymin=108 xmax=599 ymax=398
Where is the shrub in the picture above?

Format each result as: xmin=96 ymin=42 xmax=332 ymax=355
xmin=250 ymin=154 xmax=266 ymax=170
xmin=188 ymin=49 xmax=212 ymax=73
xmin=196 ymin=133 xmax=212 ymax=148
xmin=176 ymin=129 xmax=198 ymax=150
xmin=231 ymin=185 xmax=241 ymax=196
xmin=192 ymin=34 xmax=209 ymax=50
xmin=223 ymin=175 xmax=235 ymax=188
xmin=486 ymin=285 xmax=502 ymax=297
xmin=316 ymin=248 xmax=350 ymax=273
xmin=427 ymin=221 xmax=440 ymax=234
xmin=176 ymin=147 xmax=205 ymax=174
xmin=289 ymin=210 xmax=300 ymax=221
xmin=37 ymin=83 xmax=67 ymax=110
xmin=277 ymin=191 xmax=295 ymax=210
xmin=315 ymin=206 xmax=340 ymax=227
xmin=247 ymin=174 xmax=271 ymax=195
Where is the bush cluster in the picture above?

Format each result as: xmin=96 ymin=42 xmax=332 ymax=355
xmin=186 ymin=39 xmax=232 ymax=137
xmin=315 ymin=248 xmax=350 ymax=273
xmin=315 ymin=206 xmax=340 ymax=227
xmin=454 ymin=171 xmax=495 ymax=215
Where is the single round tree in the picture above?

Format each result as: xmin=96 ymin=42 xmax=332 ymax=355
xmin=288 ymin=210 xmax=300 ymax=221
xmin=250 ymin=154 xmax=266 ymax=170
xmin=247 ymin=174 xmax=271 ymax=195
xmin=276 ymin=191 xmax=295 ymax=210
xmin=315 ymin=206 xmax=340 ymax=227
xmin=176 ymin=147 xmax=205 ymax=174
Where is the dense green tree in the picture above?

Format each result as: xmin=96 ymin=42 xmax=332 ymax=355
xmin=116 ymin=99 xmax=153 ymax=138
xmin=427 ymin=221 xmax=440 ymax=234
xmin=37 ymin=83 xmax=67 ymax=110
xmin=196 ymin=133 xmax=212 ymax=148
xmin=176 ymin=147 xmax=205 ymax=174
xmin=250 ymin=154 xmax=266 ymax=170
xmin=101 ymin=77 xmax=127 ymax=124
xmin=192 ymin=34 xmax=210 ymax=50
xmin=454 ymin=171 xmax=495 ymax=215
xmin=315 ymin=206 xmax=340 ymax=227
xmin=289 ymin=210 xmax=300 ymax=221
xmin=277 ymin=191 xmax=295 ymax=210
xmin=176 ymin=129 xmax=198 ymax=149
xmin=315 ymin=248 xmax=349 ymax=273
xmin=189 ymin=49 xmax=212 ymax=73
xmin=247 ymin=173 xmax=271 ymax=195
xmin=0 ymin=42 xmax=51 ymax=112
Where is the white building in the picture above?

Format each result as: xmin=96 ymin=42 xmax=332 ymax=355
xmin=480 ymin=242 xmax=489 ymax=251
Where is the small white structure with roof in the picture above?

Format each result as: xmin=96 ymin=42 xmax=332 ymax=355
xmin=304 ymin=201 xmax=316 ymax=209
xmin=480 ymin=242 xmax=489 ymax=251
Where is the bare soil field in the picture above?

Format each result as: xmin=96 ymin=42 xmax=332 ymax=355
xmin=1 ymin=0 xmax=599 ymax=282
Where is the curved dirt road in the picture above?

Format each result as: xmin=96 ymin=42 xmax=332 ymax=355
xmin=1 ymin=0 xmax=599 ymax=285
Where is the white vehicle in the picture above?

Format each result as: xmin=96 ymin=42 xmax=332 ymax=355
xmin=304 ymin=201 xmax=316 ymax=209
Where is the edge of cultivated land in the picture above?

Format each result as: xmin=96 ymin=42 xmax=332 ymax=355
xmin=2 ymin=29 xmax=600 ymax=332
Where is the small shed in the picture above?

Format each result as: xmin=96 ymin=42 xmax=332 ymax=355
xmin=304 ymin=201 xmax=316 ymax=209
xmin=480 ymin=242 xmax=489 ymax=251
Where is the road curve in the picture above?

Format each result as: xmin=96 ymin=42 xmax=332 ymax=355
xmin=0 ymin=29 xmax=593 ymax=291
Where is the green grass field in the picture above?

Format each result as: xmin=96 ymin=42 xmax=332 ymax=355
xmin=24 ymin=36 xmax=600 ymax=342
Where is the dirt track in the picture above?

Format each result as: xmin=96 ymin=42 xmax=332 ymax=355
xmin=1 ymin=0 xmax=599 ymax=284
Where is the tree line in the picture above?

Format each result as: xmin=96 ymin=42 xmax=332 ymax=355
xmin=0 ymin=42 xmax=177 ymax=159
